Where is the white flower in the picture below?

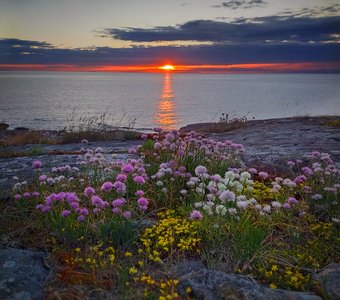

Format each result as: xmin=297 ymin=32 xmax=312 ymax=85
xmin=225 ymin=171 xmax=236 ymax=181
xmin=235 ymin=182 xmax=243 ymax=193
xmin=275 ymin=177 xmax=283 ymax=183
xmin=247 ymin=186 xmax=254 ymax=193
xmin=311 ymin=194 xmax=323 ymax=200
xmin=249 ymin=198 xmax=257 ymax=204
xmin=236 ymin=201 xmax=248 ymax=210
xmin=206 ymin=194 xmax=214 ymax=201
xmin=240 ymin=171 xmax=251 ymax=180
xmin=219 ymin=190 xmax=235 ymax=202
xmin=228 ymin=208 xmax=238 ymax=215
xmin=216 ymin=205 xmax=227 ymax=216
xmin=262 ymin=205 xmax=271 ymax=213
xmin=194 ymin=202 xmax=203 ymax=208
xmin=180 ymin=189 xmax=187 ymax=195
xmin=271 ymin=201 xmax=282 ymax=209
xmin=217 ymin=183 xmax=226 ymax=191
xmin=195 ymin=165 xmax=208 ymax=176
xmin=203 ymin=204 xmax=213 ymax=215
xmin=237 ymin=195 xmax=247 ymax=201
xmin=156 ymin=181 xmax=163 ymax=186
xmin=195 ymin=187 xmax=205 ymax=194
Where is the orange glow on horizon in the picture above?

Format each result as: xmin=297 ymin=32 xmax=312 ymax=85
xmin=0 ymin=62 xmax=339 ymax=73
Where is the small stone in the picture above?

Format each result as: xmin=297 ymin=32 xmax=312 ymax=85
xmin=0 ymin=248 xmax=48 ymax=300
xmin=0 ymin=122 xmax=9 ymax=130
xmin=3 ymin=260 xmax=16 ymax=268
xmin=313 ymin=263 xmax=340 ymax=300
xmin=179 ymin=269 xmax=322 ymax=300
xmin=13 ymin=291 xmax=32 ymax=300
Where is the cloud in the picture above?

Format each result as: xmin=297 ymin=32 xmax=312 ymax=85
xmin=218 ymin=0 xmax=267 ymax=10
xmin=280 ymin=4 xmax=340 ymax=18
xmin=102 ymin=15 xmax=340 ymax=44
xmin=1 ymin=38 xmax=339 ymax=69
xmin=1 ymin=8 xmax=339 ymax=72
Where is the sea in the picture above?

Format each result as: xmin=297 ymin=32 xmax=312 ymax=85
xmin=0 ymin=71 xmax=339 ymax=131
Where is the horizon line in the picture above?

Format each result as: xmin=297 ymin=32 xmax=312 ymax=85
xmin=0 ymin=62 xmax=340 ymax=74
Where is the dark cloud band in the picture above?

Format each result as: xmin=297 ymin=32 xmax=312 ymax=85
xmin=1 ymin=38 xmax=339 ymax=67
xmin=102 ymin=15 xmax=340 ymax=44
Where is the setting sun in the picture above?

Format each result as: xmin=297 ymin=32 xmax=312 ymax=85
xmin=159 ymin=64 xmax=175 ymax=71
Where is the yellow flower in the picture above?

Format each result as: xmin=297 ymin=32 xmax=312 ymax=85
xmin=138 ymin=261 xmax=144 ymax=267
xmin=124 ymin=251 xmax=133 ymax=257
xmin=129 ymin=267 xmax=138 ymax=275
xmin=269 ymin=283 xmax=277 ymax=289
xmin=271 ymin=265 xmax=278 ymax=271
xmin=74 ymin=248 xmax=81 ymax=253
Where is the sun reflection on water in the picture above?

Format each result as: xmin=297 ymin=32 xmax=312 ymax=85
xmin=156 ymin=73 xmax=177 ymax=130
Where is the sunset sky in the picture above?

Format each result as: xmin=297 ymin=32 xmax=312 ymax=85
xmin=1 ymin=0 xmax=339 ymax=72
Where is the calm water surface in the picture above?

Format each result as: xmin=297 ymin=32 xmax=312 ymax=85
xmin=0 ymin=71 xmax=339 ymax=130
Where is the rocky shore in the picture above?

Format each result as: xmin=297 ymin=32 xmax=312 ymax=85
xmin=1 ymin=116 xmax=339 ymax=198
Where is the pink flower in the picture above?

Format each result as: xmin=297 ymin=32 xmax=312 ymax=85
xmin=95 ymin=147 xmax=104 ymax=153
xmin=77 ymin=215 xmax=85 ymax=222
xmin=133 ymin=176 xmax=145 ymax=184
xmin=301 ymin=167 xmax=313 ymax=175
xmin=84 ymin=186 xmax=96 ymax=197
xmin=101 ymin=181 xmax=114 ymax=192
xmin=137 ymin=197 xmax=149 ymax=206
xmin=79 ymin=208 xmax=89 ymax=215
xmin=248 ymin=168 xmax=257 ymax=174
xmin=112 ymin=198 xmax=126 ymax=207
xmin=154 ymin=142 xmax=162 ymax=150
xmin=121 ymin=164 xmax=134 ymax=173
xmin=287 ymin=161 xmax=295 ymax=167
xmin=294 ymin=175 xmax=307 ymax=184
xmin=287 ymin=197 xmax=298 ymax=205
xmin=128 ymin=148 xmax=137 ymax=154
xmin=23 ymin=192 xmax=31 ymax=198
xmin=61 ymin=210 xmax=71 ymax=217
xmin=93 ymin=208 xmax=101 ymax=214
xmin=116 ymin=174 xmax=127 ymax=182
xmin=258 ymin=172 xmax=269 ymax=180
xmin=136 ymin=190 xmax=145 ymax=197
xmin=14 ymin=194 xmax=22 ymax=200
xmin=112 ymin=207 xmax=120 ymax=214
xmin=189 ymin=210 xmax=203 ymax=220
xmin=137 ymin=197 xmax=149 ymax=211
xmin=113 ymin=181 xmax=126 ymax=194
xmin=283 ymin=203 xmax=291 ymax=209
xmin=141 ymin=133 xmax=148 ymax=140
xmin=91 ymin=195 xmax=104 ymax=206
xmin=32 ymin=160 xmax=42 ymax=169
xmin=39 ymin=175 xmax=47 ymax=182
xmin=122 ymin=211 xmax=132 ymax=219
